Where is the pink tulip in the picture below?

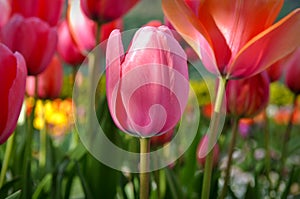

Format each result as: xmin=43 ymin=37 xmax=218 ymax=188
xmin=80 ymin=0 xmax=140 ymax=23
xmin=26 ymin=55 xmax=63 ymax=99
xmin=284 ymin=47 xmax=300 ymax=94
xmin=0 ymin=0 xmax=10 ymax=28
xmin=57 ymin=20 xmax=85 ymax=66
xmin=162 ymin=0 xmax=300 ymax=79
xmin=67 ymin=0 xmax=123 ymax=54
xmin=0 ymin=43 xmax=27 ymax=144
xmin=1 ymin=15 xmax=58 ymax=75
xmin=226 ymin=73 xmax=270 ymax=118
xmin=197 ymin=135 xmax=219 ymax=167
xmin=106 ymin=26 xmax=189 ymax=137
xmin=10 ymin=0 xmax=63 ymax=26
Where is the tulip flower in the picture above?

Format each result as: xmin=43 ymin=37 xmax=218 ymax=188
xmin=162 ymin=0 xmax=300 ymax=79
xmin=197 ymin=135 xmax=219 ymax=167
xmin=1 ymin=15 xmax=58 ymax=75
xmin=67 ymin=0 xmax=123 ymax=54
xmin=0 ymin=43 xmax=27 ymax=144
xmin=57 ymin=20 xmax=85 ymax=66
xmin=80 ymin=0 xmax=140 ymax=23
xmin=0 ymin=0 xmax=10 ymax=28
xmin=106 ymin=26 xmax=189 ymax=137
xmin=10 ymin=0 xmax=63 ymax=26
xmin=26 ymin=55 xmax=63 ymax=99
xmin=226 ymin=73 xmax=270 ymax=118
xmin=150 ymin=128 xmax=174 ymax=146
xmin=284 ymin=48 xmax=300 ymax=94
xmin=266 ymin=60 xmax=284 ymax=82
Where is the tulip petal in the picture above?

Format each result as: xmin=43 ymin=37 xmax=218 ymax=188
xmin=162 ymin=0 xmax=226 ymax=76
xmin=228 ymin=9 xmax=300 ymax=79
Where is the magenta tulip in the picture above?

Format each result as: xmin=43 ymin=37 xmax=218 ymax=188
xmin=67 ymin=0 xmax=123 ymax=54
xmin=226 ymin=73 xmax=270 ymax=118
xmin=0 ymin=43 xmax=27 ymax=144
xmin=106 ymin=26 xmax=189 ymax=137
xmin=26 ymin=55 xmax=63 ymax=99
xmin=197 ymin=135 xmax=220 ymax=167
xmin=80 ymin=0 xmax=140 ymax=23
xmin=57 ymin=20 xmax=85 ymax=66
xmin=0 ymin=0 xmax=10 ymax=28
xmin=10 ymin=0 xmax=63 ymax=26
xmin=163 ymin=0 xmax=300 ymax=79
xmin=1 ymin=15 xmax=58 ymax=75
xmin=284 ymin=47 xmax=300 ymax=94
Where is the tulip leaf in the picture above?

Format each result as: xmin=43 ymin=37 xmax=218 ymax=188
xmin=4 ymin=190 xmax=21 ymax=199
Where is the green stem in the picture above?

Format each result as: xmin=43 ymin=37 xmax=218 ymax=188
xmin=0 ymin=134 xmax=15 ymax=188
xmin=279 ymin=94 xmax=297 ymax=175
xmin=219 ymin=117 xmax=239 ymax=199
xmin=39 ymin=116 xmax=47 ymax=171
xmin=263 ymin=110 xmax=272 ymax=183
xmin=201 ymin=77 xmax=227 ymax=199
xmin=140 ymin=138 xmax=150 ymax=199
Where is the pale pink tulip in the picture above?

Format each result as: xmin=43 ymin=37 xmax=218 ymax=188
xmin=106 ymin=26 xmax=189 ymax=137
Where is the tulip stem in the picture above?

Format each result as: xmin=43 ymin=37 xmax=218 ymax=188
xmin=219 ymin=117 xmax=239 ymax=199
xmin=0 ymin=134 xmax=15 ymax=188
xmin=201 ymin=77 xmax=227 ymax=199
xmin=279 ymin=94 xmax=297 ymax=176
xmin=140 ymin=138 xmax=150 ymax=199
xmin=263 ymin=110 xmax=271 ymax=176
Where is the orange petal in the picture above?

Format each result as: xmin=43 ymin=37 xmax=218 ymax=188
xmin=162 ymin=0 xmax=224 ymax=76
xmin=228 ymin=9 xmax=300 ymax=79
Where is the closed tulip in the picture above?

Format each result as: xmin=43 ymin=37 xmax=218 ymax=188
xmin=67 ymin=0 xmax=123 ymax=54
xmin=163 ymin=0 xmax=300 ymax=79
xmin=0 ymin=43 xmax=27 ymax=144
xmin=26 ymin=55 xmax=63 ymax=99
xmin=10 ymin=0 xmax=63 ymax=26
xmin=80 ymin=0 xmax=140 ymax=23
xmin=106 ymin=26 xmax=189 ymax=137
xmin=266 ymin=60 xmax=284 ymax=82
xmin=0 ymin=0 xmax=10 ymax=28
xmin=226 ymin=73 xmax=270 ymax=118
xmin=284 ymin=48 xmax=300 ymax=94
xmin=57 ymin=20 xmax=85 ymax=66
xmin=150 ymin=128 xmax=174 ymax=146
xmin=197 ymin=135 xmax=220 ymax=167
xmin=1 ymin=15 xmax=58 ymax=75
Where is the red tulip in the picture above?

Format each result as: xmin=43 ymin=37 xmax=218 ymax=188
xmin=162 ymin=0 xmax=300 ymax=79
xmin=150 ymin=128 xmax=174 ymax=146
xmin=10 ymin=0 xmax=63 ymax=26
xmin=197 ymin=135 xmax=219 ymax=167
xmin=266 ymin=59 xmax=284 ymax=82
xmin=67 ymin=0 xmax=123 ymax=54
xmin=1 ymin=15 xmax=58 ymax=75
xmin=57 ymin=20 xmax=85 ymax=66
xmin=26 ymin=55 xmax=63 ymax=99
xmin=106 ymin=26 xmax=189 ymax=137
xmin=0 ymin=43 xmax=27 ymax=144
xmin=80 ymin=0 xmax=140 ymax=23
xmin=0 ymin=0 xmax=10 ymax=28
xmin=284 ymin=47 xmax=300 ymax=94
xmin=226 ymin=73 xmax=270 ymax=118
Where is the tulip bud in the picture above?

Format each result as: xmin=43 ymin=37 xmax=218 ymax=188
xmin=1 ymin=15 xmax=58 ymax=75
xmin=226 ymin=73 xmax=270 ymax=118
xmin=150 ymin=128 xmax=174 ymax=146
xmin=106 ymin=26 xmax=189 ymax=137
xmin=80 ymin=0 xmax=140 ymax=23
xmin=0 ymin=43 xmax=27 ymax=144
xmin=196 ymin=135 xmax=220 ymax=167
xmin=284 ymin=48 xmax=300 ymax=94
xmin=26 ymin=55 xmax=63 ymax=99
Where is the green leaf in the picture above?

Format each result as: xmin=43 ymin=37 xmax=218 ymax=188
xmin=5 ymin=190 xmax=21 ymax=199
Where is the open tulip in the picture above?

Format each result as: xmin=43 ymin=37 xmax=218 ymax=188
xmin=226 ymin=73 xmax=270 ymax=118
xmin=0 ymin=43 xmax=27 ymax=144
xmin=10 ymin=0 xmax=63 ymax=26
xmin=57 ymin=20 xmax=85 ymax=66
xmin=162 ymin=0 xmax=300 ymax=79
xmin=26 ymin=55 xmax=63 ymax=99
xmin=106 ymin=26 xmax=189 ymax=137
xmin=67 ymin=0 xmax=123 ymax=54
xmin=80 ymin=0 xmax=140 ymax=23
xmin=284 ymin=47 xmax=300 ymax=94
xmin=1 ymin=15 xmax=58 ymax=75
